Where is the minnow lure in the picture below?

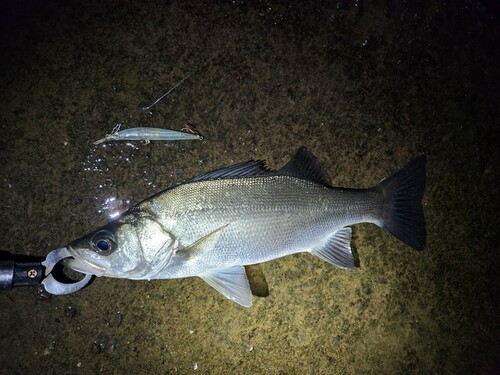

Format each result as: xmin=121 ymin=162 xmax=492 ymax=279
xmin=93 ymin=127 xmax=203 ymax=145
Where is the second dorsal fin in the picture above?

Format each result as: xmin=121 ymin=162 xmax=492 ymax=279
xmin=277 ymin=146 xmax=332 ymax=186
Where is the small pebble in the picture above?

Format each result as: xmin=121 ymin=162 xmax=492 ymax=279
xmin=90 ymin=342 xmax=101 ymax=354
xmin=65 ymin=305 xmax=77 ymax=318
xmin=37 ymin=286 xmax=52 ymax=300
xmin=109 ymin=311 xmax=122 ymax=327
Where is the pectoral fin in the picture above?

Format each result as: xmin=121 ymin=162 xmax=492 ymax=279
xmin=177 ymin=224 xmax=228 ymax=260
xmin=310 ymin=227 xmax=355 ymax=269
xmin=200 ymin=266 xmax=252 ymax=307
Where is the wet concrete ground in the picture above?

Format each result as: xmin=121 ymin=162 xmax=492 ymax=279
xmin=0 ymin=1 xmax=498 ymax=374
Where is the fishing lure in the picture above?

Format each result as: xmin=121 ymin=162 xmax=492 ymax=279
xmin=93 ymin=127 xmax=203 ymax=145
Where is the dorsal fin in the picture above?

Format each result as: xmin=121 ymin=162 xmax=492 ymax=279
xmin=278 ymin=146 xmax=332 ymax=185
xmin=185 ymin=147 xmax=331 ymax=185
xmin=186 ymin=160 xmax=271 ymax=183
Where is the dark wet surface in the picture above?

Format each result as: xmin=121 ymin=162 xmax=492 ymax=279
xmin=0 ymin=0 xmax=499 ymax=374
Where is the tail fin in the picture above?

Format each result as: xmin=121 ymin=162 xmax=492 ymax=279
xmin=377 ymin=156 xmax=426 ymax=250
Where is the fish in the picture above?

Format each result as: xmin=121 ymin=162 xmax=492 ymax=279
xmin=65 ymin=147 xmax=426 ymax=307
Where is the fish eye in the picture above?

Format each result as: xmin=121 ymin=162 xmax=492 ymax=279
xmin=91 ymin=231 xmax=116 ymax=255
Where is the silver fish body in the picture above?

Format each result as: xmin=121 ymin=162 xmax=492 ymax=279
xmin=66 ymin=147 xmax=426 ymax=307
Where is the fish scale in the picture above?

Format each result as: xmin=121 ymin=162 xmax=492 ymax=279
xmin=147 ymin=177 xmax=356 ymax=269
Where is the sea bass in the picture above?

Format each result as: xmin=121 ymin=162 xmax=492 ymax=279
xmin=66 ymin=147 xmax=426 ymax=307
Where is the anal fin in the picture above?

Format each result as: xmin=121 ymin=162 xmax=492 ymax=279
xmin=310 ymin=227 xmax=355 ymax=269
xmin=200 ymin=266 xmax=252 ymax=307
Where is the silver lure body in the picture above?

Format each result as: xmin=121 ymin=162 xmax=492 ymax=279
xmin=66 ymin=147 xmax=426 ymax=306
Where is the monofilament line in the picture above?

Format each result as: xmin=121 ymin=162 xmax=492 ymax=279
xmin=142 ymin=72 xmax=192 ymax=110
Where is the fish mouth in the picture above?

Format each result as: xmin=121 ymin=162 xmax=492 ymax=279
xmin=65 ymin=246 xmax=107 ymax=277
